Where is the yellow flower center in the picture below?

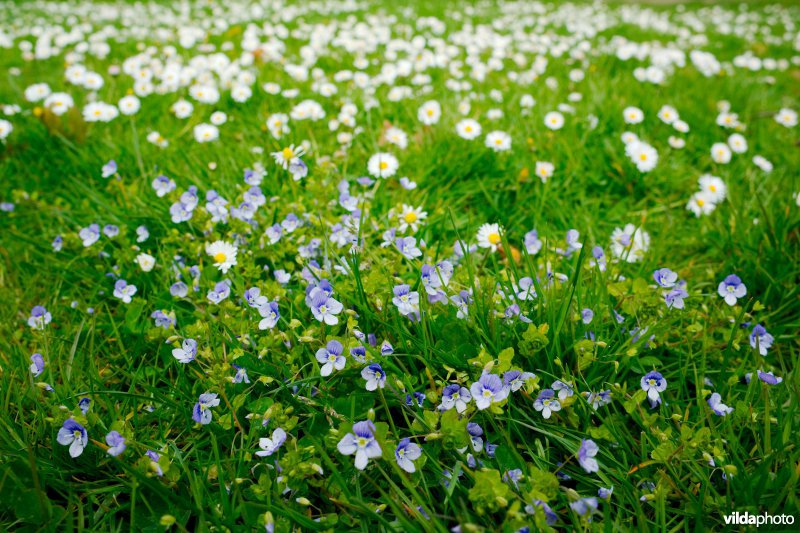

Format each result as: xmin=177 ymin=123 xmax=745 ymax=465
xmin=709 ymin=185 xmax=716 ymax=192
xmin=379 ymin=161 xmax=388 ymax=170
xmin=426 ymin=109 xmax=434 ymax=116
xmin=639 ymin=153 xmax=647 ymax=161
xmin=214 ymin=252 xmax=227 ymax=263
xmin=357 ymin=437 xmax=368 ymax=447
xmin=465 ymin=125 xmax=472 ymax=132
xmin=488 ymin=233 xmax=501 ymax=245
xmin=404 ymin=212 xmax=418 ymax=223
xmin=282 ymin=147 xmax=294 ymax=160
xmin=697 ymin=198 xmax=705 ymax=207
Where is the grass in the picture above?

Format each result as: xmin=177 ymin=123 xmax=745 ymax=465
xmin=0 ymin=0 xmax=799 ymax=531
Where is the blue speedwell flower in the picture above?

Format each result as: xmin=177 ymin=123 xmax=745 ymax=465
xmin=526 ymin=500 xmax=558 ymax=525
xmin=316 ymin=340 xmax=345 ymax=376
xmin=105 ymin=430 xmax=126 ymax=456
xmin=172 ymin=338 xmax=197 ymax=363
xmin=361 ymin=363 xmax=386 ymax=391
xmin=664 ymin=286 xmax=688 ymax=309
xmin=255 ymin=428 xmax=286 ymax=457
xmin=394 ymin=438 xmax=422 ymax=473
xmin=337 ymin=420 xmax=382 ymax=470
xmin=757 ymin=370 xmax=782 ymax=385
xmin=405 ymin=391 xmax=425 ymax=407
xmin=570 ymin=497 xmax=599 ymax=519
xmin=113 ymin=279 xmax=137 ymax=303
xmin=193 ymin=393 xmax=220 ymax=425
xmin=598 ymin=486 xmax=614 ymax=500
xmin=57 ymin=419 xmax=88 ymax=458
xmin=749 ymin=324 xmax=774 ymax=356
xmin=503 ymin=370 xmax=534 ymax=392
xmin=101 ymin=160 xmax=117 ymax=178
xmin=151 ymin=310 xmax=176 ymax=329
xmin=79 ymin=397 xmax=91 ymax=415
xmin=440 ymin=384 xmax=471 ymax=413
xmin=578 ymin=439 xmax=600 ymax=473
xmin=641 ymin=371 xmax=667 ymax=408
xmin=170 ymin=282 xmax=188 ymax=298
xmin=470 ymin=372 xmax=509 ymax=410
xmin=467 ymin=422 xmax=484 ymax=452
xmin=232 ymin=364 xmax=250 ymax=384
xmin=308 ymin=286 xmax=343 ymax=325
xmin=29 ymin=353 xmax=45 ymax=376
xmin=653 ymin=268 xmax=678 ymax=288
xmin=533 ymin=389 xmax=561 ymax=419
xmin=79 ymin=223 xmax=100 ymax=247
xmin=207 ymin=280 xmax=231 ymax=304
xmin=146 ymin=450 xmax=164 ymax=476
xmin=257 ymin=301 xmax=280 ymax=330
xmin=583 ymin=390 xmax=612 ymax=410
xmin=707 ymin=393 xmax=733 ymax=416
xmin=392 ymin=284 xmax=420 ymax=318
xmin=380 ymin=340 xmax=394 ymax=355
xmin=718 ymin=274 xmax=746 ymax=306
xmin=350 ymin=345 xmax=366 ymax=363
xmin=28 ymin=305 xmax=52 ymax=329
xmin=552 ymin=380 xmax=574 ymax=400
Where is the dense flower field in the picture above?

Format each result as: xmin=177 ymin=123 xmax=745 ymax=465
xmin=1 ymin=0 xmax=799 ymax=531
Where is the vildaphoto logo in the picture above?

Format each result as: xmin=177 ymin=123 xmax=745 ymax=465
xmin=723 ymin=512 xmax=795 ymax=527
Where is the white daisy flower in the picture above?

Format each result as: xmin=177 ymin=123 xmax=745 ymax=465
xmin=206 ymin=240 xmax=238 ymax=273
xmin=367 ymin=152 xmax=399 ymax=178
xmin=484 ymin=130 xmax=511 ymax=152
xmin=544 ymin=111 xmax=564 ymax=130
xmin=418 ymin=100 xmax=441 ymax=125
xmin=456 ymin=119 xmax=481 ymax=140
xmin=476 ymin=223 xmax=503 ymax=252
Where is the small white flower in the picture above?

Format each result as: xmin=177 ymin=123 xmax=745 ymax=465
xmin=206 ymin=240 xmax=238 ymax=273
xmin=418 ymin=100 xmax=441 ymax=125
xmin=544 ymin=111 xmax=564 ymax=130
xmin=135 ymin=253 xmax=156 ymax=272
xmin=623 ymin=106 xmax=644 ymax=124
xmin=476 ymin=223 xmax=503 ymax=252
xmin=535 ymin=161 xmax=554 ymax=183
xmin=710 ymin=142 xmax=732 ymax=164
xmin=456 ymin=119 xmax=481 ymax=140
xmin=484 ymin=130 xmax=511 ymax=152
xmin=367 ymin=152 xmax=399 ymax=178
xmin=194 ymin=123 xmax=219 ymax=143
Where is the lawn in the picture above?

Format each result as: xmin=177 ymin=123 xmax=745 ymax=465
xmin=0 ymin=0 xmax=798 ymax=531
